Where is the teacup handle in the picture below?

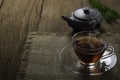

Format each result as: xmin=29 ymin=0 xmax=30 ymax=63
xmin=89 ymin=20 xmax=97 ymax=30
xmin=101 ymin=46 xmax=114 ymax=60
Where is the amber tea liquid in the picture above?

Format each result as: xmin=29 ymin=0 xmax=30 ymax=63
xmin=73 ymin=37 xmax=105 ymax=65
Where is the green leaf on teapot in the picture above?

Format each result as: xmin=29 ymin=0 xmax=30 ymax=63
xmin=89 ymin=0 xmax=120 ymax=23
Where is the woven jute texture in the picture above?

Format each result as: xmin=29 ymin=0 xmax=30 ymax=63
xmin=16 ymin=32 xmax=120 ymax=80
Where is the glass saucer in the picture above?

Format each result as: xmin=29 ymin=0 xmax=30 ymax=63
xmin=59 ymin=44 xmax=117 ymax=76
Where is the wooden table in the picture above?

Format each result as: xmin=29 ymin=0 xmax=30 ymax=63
xmin=0 ymin=0 xmax=120 ymax=80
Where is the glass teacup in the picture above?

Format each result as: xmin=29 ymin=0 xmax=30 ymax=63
xmin=72 ymin=31 xmax=114 ymax=66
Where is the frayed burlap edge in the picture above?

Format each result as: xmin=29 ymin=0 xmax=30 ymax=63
xmin=16 ymin=32 xmax=37 ymax=80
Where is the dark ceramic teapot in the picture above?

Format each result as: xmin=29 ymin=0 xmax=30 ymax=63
xmin=62 ymin=7 xmax=103 ymax=32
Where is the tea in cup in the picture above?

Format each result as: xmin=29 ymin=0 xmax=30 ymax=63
xmin=72 ymin=31 xmax=113 ymax=66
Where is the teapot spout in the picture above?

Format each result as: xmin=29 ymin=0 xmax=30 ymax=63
xmin=61 ymin=16 xmax=72 ymax=23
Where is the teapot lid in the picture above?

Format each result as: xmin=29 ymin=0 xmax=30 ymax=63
xmin=73 ymin=7 xmax=99 ymax=20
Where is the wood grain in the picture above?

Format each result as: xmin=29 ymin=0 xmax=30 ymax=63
xmin=100 ymin=0 xmax=120 ymax=33
xmin=38 ymin=0 xmax=85 ymax=33
xmin=0 ymin=0 xmax=4 ymax=9
xmin=0 ymin=0 xmax=43 ymax=80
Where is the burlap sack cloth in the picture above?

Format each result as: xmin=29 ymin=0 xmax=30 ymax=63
xmin=16 ymin=32 xmax=120 ymax=80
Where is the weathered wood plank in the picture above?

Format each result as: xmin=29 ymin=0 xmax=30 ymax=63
xmin=0 ymin=0 xmax=4 ymax=9
xmin=100 ymin=0 xmax=120 ymax=33
xmin=38 ymin=0 xmax=86 ymax=33
xmin=0 ymin=0 xmax=43 ymax=80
